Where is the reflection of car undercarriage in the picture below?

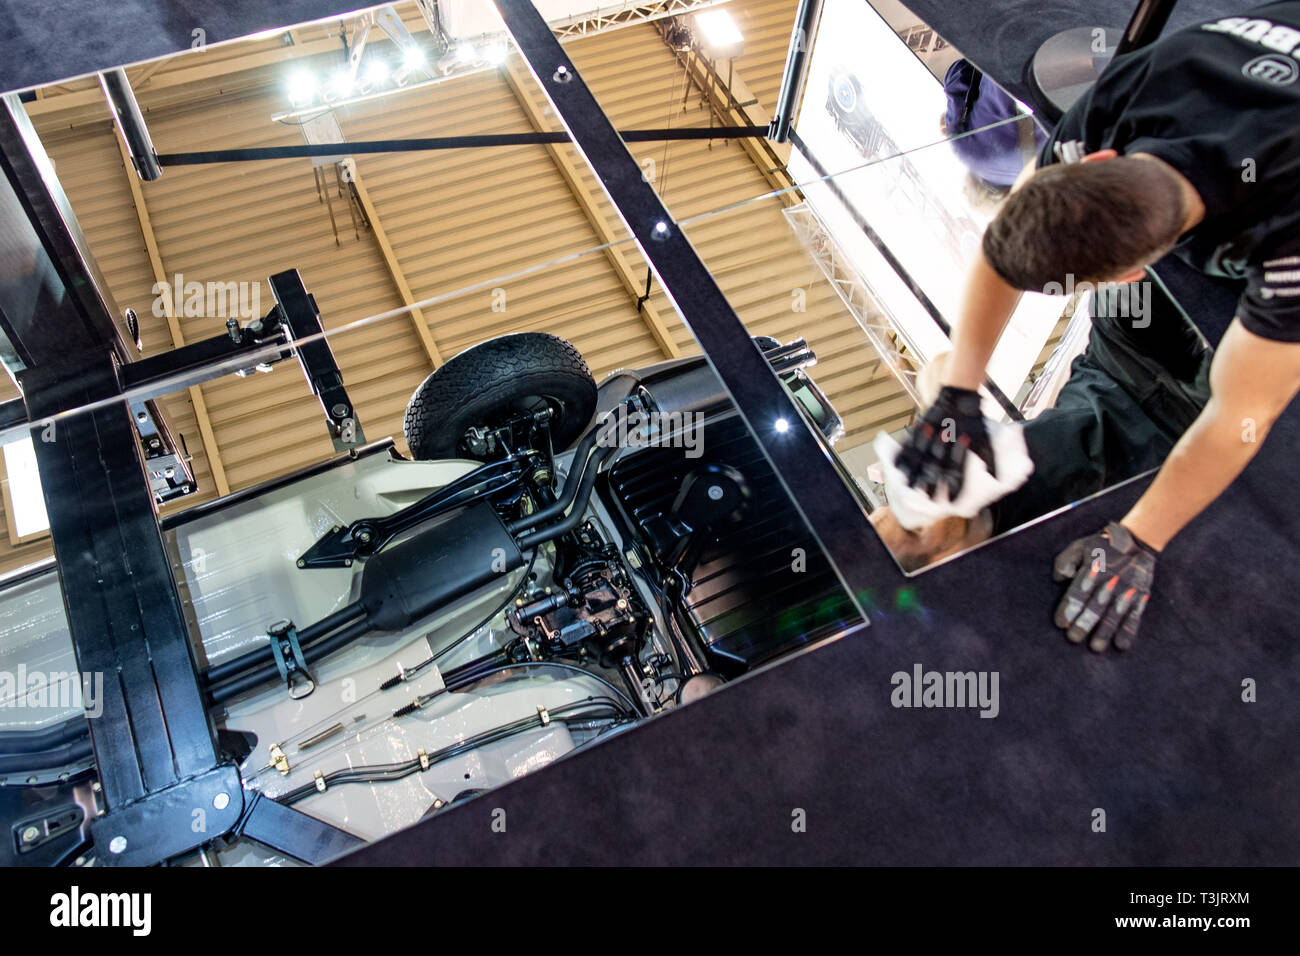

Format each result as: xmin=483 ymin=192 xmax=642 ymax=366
xmin=1 ymin=329 xmax=851 ymax=866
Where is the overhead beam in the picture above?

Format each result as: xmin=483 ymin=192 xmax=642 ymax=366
xmin=348 ymin=165 xmax=445 ymax=368
xmin=109 ymin=114 xmax=231 ymax=497
xmin=503 ymin=58 xmax=681 ymax=359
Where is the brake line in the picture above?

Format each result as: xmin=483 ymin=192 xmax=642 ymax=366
xmin=275 ymin=699 xmax=628 ymax=805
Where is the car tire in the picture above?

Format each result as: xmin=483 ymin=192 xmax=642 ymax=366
xmin=404 ymin=332 xmax=597 ymax=460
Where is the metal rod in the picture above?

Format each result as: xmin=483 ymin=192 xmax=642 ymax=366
xmin=99 ymin=69 xmax=162 ymax=181
xmin=156 ymin=126 xmax=770 ymax=166
xmin=768 ymin=0 xmax=824 ymax=143
xmin=1114 ymin=0 xmax=1179 ymax=57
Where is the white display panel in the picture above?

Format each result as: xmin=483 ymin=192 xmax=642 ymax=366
xmin=788 ymin=0 xmax=1066 ymax=408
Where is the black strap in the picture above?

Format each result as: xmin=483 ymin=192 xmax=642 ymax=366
xmin=268 ymin=621 xmax=315 ymax=699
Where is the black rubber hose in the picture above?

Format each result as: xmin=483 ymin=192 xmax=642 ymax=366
xmin=0 ymin=716 xmax=90 ymax=756
xmin=0 ymin=734 xmax=93 ymax=776
xmin=506 ymin=425 xmax=602 ymax=535
xmin=514 ymin=446 xmax=615 ymax=550
xmin=207 ymin=617 xmax=373 ymax=706
xmin=202 ymin=601 xmax=366 ymax=687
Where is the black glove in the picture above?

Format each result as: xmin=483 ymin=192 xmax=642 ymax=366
xmin=1052 ymin=522 xmax=1156 ymax=652
xmin=895 ymin=386 xmax=997 ymax=500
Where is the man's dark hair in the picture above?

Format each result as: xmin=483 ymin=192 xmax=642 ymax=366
xmin=981 ymin=157 xmax=1186 ymax=290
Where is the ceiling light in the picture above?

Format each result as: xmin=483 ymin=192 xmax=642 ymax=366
xmin=287 ymin=69 xmax=317 ymax=108
xmin=694 ymin=9 xmax=745 ymax=58
xmin=403 ymin=45 xmax=427 ymax=70
xmin=774 ymin=417 xmax=790 ymax=433
xmin=456 ymin=43 xmax=476 ymax=63
xmin=327 ymin=70 xmax=354 ymax=100
xmin=484 ymin=42 xmax=508 ymax=65
xmin=362 ymin=58 xmax=390 ymax=88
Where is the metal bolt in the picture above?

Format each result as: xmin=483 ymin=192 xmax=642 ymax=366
xmin=213 ymin=792 xmax=230 ymax=811
xmin=226 ymin=317 xmax=240 ymax=342
xmin=92 ymin=781 xmax=102 ymax=793
xmin=248 ymin=319 xmax=263 ymax=333
xmin=553 ymin=64 xmax=573 ymax=83
xmin=357 ymin=529 xmax=372 ymax=544
xmin=136 ymin=411 xmax=148 ymax=422
xmin=297 ymin=559 xmax=306 ymax=568
xmin=331 ymin=404 xmax=349 ymax=418
xmin=20 ymin=826 xmax=39 ymax=844
xmin=108 ymin=835 xmax=127 ymax=855
xmin=707 ymin=485 xmax=724 ymax=500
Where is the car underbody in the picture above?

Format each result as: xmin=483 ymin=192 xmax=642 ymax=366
xmin=0 ymin=331 xmax=857 ymax=865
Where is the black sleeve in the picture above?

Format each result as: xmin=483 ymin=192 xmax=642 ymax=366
xmin=1237 ymin=238 xmax=1300 ymax=342
xmin=1035 ymin=46 xmax=1156 ymax=169
xmin=1035 ymin=100 xmax=1084 ymax=169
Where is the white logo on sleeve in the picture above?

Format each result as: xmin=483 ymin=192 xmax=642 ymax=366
xmin=1243 ymin=54 xmax=1299 ymax=85
xmin=1203 ymin=16 xmax=1300 ymax=60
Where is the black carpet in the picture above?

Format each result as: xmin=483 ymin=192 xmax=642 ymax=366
xmin=906 ymin=0 xmax=1242 ymax=106
xmin=4 ymin=0 xmax=1295 ymax=865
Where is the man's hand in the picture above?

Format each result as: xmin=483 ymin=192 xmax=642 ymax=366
xmin=1052 ymin=522 xmax=1156 ymax=652
xmin=895 ymin=386 xmax=997 ymax=500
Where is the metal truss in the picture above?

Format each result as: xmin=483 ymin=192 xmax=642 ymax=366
xmin=782 ymin=202 xmax=923 ymax=409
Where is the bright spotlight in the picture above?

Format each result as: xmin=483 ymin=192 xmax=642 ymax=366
xmin=484 ymin=42 xmax=508 ymax=65
xmin=694 ymin=9 xmax=745 ymax=58
xmin=287 ymin=70 xmax=317 ymax=108
xmin=327 ymin=70 xmax=353 ymax=100
xmin=774 ymin=417 xmax=790 ymax=433
xmin=362 ymin=58 xmax=390 ymax=87
xmin=403 ymin=45 xmax=427 ymax=70
xmin=456 ymin=43 xmax=476 ymax=63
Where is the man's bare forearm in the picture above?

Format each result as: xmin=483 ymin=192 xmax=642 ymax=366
xmin=944 ymin=249 xmax=1023 ymax=390
xmin=1122 ymin=319 xmax=1300 ymax=551
xmin=1121 ymin=402 xmax=1266 ymax=551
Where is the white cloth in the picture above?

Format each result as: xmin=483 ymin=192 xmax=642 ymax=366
xmin=872 ymin=421 xmax=1034 ymax=531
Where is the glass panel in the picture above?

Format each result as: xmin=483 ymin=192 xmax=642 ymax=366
xmin=0 ymin=2 xmax=871 ymax=859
